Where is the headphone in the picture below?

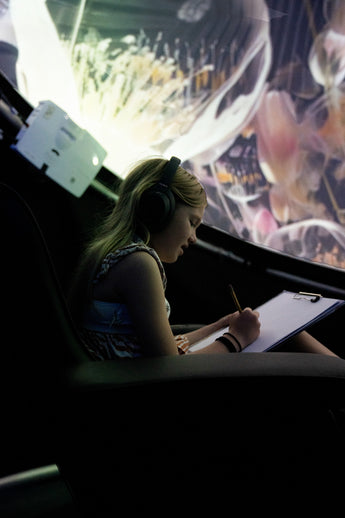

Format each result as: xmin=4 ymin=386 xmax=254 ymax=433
xmin=138 ymin=156 xmax=181 ymax=233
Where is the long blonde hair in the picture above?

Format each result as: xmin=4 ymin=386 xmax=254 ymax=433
xmin=70 ymin=157 xmax=206 ymax=320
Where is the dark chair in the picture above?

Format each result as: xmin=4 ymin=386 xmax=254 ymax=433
xmin=0 ymin=182 xmax=90 ymax=476
xmin=1 ymin=182 xmax=345 ymax=515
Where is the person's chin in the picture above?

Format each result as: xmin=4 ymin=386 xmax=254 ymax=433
xmin=159 ymin=255 xmax=174 ymax=264
xmin=165 ymin=250 xmax=181 ymax=263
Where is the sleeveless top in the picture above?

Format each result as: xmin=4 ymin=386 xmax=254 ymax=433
xmin=81 ymin=240 xmax=189 ymax=359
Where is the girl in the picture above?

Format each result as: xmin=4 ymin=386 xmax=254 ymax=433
xmin=70 ymin=157 xmax=336 ymax=359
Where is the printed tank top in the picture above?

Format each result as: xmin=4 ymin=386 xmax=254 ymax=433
xmin=81 ymin=241 xmax=170 ymax=359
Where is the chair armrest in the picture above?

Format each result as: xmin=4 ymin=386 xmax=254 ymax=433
xmin=62 ymin=352 xmax=345 ymax=407
xmin=58 ymin=353 xmax=345 ymax=516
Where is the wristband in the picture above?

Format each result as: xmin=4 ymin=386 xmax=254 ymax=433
xmin=215 ymin=335 xmax=237 ymax=353
xmin=224 ymin=332 xmax=242 ymax=352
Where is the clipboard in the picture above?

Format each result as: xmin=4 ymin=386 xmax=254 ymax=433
xmin=189 ymin=290 xmax=345 ymax=353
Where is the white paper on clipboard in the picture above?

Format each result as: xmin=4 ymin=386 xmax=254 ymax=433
xmin=189 ymin=291 xmax=345 ymax=353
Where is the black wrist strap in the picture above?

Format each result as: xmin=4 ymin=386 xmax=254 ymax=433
xmin=224 ymin=332 xmax=242 ymax=352
xmin=215 ymin=335 xmax=237 ymax=353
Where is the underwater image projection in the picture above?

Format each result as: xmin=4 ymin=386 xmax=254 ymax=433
xmin=2 ymin=0 xmax=345 ymax=269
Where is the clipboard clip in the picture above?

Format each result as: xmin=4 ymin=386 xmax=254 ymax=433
xmin=293 ymin=291 xmax=322 ymax=303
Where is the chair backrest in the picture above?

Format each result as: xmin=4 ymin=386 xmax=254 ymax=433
xmin=0 ymin=182 xmax=90 ymax=368
xmin=0 ymin=182 xmax=90 ymax=475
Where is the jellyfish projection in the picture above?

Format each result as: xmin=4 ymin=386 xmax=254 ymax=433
xmin=6 ymin=0 xmax=345 ymax=269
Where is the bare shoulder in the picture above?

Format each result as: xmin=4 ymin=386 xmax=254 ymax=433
xmin=117 ymin=250 xmax=160 ymax=276
xmin=93 ymin=251 xmax=161 ymax=301
xmin=109 ymin=250 xmax=162 ymax=291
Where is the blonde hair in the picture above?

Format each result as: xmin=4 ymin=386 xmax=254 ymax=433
xmin=70 ymin=157 xmax=206 ymax=319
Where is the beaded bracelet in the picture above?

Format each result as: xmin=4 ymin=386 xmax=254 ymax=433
xmin=215 ymin=335 xmax=237 ymax=353
xmin=224 ymin=332 xmax=242 ymax=352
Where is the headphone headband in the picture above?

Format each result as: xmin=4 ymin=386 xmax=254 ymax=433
xmin=159 ymin=156 xmax=181 ymax=187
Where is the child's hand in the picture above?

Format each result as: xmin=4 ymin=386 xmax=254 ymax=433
xmin=228 ymin=308 xmax=261 ymax=349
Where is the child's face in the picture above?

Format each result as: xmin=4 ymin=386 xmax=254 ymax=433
xmin=149 ymin=203 xmax=205 ymax=263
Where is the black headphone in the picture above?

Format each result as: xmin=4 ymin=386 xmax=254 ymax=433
xmin=138 ymin=156 xmax=181 ymax=233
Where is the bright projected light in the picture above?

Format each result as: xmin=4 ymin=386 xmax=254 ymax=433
xmin=2 ymin=0 xmax=345 ymax=270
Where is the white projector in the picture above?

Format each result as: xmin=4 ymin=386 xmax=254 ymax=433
xmin=12 ymin=100 xmax=107 ymax=197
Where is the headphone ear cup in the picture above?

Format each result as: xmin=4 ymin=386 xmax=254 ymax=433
xmin=137 ymin=156 xmax=181 ymax=233
xmin=138 ymin=186 xmax=175 ymax=232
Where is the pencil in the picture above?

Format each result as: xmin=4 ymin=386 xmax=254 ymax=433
xmin=229 ymin=284 xmax=242 ymax=313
